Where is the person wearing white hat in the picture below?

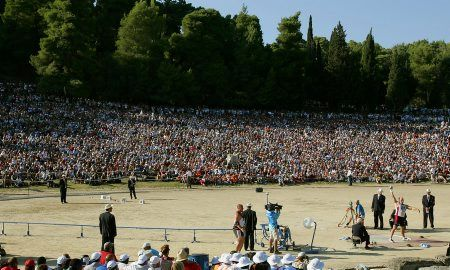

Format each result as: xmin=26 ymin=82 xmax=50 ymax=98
xmin=55 ymin=255 xmax=68 ymax=270
xmin=267 ymin=255 xmax=281 ymax=270
xmin=99 ymin=204 xmax=117 ymax=252
xmin=124 ymin=255 xmax=150 ymax=270
xmin=242 ymin=203 xmax=257 ymax=251
xmin=230 ymin=253 xmax=242 ymax=264
xmin=371 ymin=188 xmax=386 ymax=230
xmin=118 ymin=254 xmax=130 ymax=270
xmin=84 ymin=252 xmax=102 ymax=270
xmin=218 ymin=253 xmax=232 ymax=270
xmin=148 ymin=256 xmax=161 ymax=270
xmin=107 ymin=261 xmax=119 ymax=270
xmin=235 ymin=257 xmax=253 ymax=270
xmin=280 ymin=254 xmax=295 ymax=270
xmin=422 ymin=188 xmax=435 ymax=229
xmin=138 ymin=243 xmax=159 ymax=258
xmin=306 ymin=258 xmax=324 ymax=270
xmin=293 ymin=252 xmax=309 ymax=270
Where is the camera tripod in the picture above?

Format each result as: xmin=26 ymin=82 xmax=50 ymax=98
xmin=337 ymin=203 xmax=356 ymax=227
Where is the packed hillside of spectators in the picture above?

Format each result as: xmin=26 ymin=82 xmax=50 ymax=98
xmin=0 ymin=243 xmax=325 ymax=270
xmin=1 ymin=83 xmax=450 ymax=186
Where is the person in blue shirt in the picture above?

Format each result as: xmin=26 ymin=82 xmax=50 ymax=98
xmin=266 ymin=204 xmax=281 ymax=254
xmin=355 ymin=200 xmax=365 ymax=222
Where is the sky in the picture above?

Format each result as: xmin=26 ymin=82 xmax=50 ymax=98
xmin=187 ymin=0 xmax=450 ymax=48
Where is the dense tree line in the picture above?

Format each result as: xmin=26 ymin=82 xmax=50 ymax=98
xmin=0 ymin=0 xmax=449 ymax=111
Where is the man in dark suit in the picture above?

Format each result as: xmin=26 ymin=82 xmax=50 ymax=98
xmin=59 ymin=178 xmax=68 ymax=204
xmin=352 ymin=218 xmax=371 ymax=249
xmin=422 ymin=188 xmax=435 ymax=229
xmin=99 ymin=204 xmax=117 ymax=252
xmin=128 ymin=174 xmax=137 ymax=199
xmin=242 ymin=203 xmax=257 ymax=251
xmin=371 ymin=188 xmax=385 ymax=229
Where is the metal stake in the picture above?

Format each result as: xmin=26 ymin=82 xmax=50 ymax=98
xmin=164 ymin=229 xmax=169 ymax=242
xmin=191 ymin=230 xmax=199 ymax=243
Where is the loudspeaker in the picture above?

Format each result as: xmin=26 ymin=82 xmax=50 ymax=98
xmin=256 ymin=187 xmax=263 ymax=193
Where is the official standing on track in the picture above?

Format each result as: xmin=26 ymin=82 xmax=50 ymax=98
xmin=242 ymin=203 xmax=257 ymax=251
xmin=422 ymin=188 xmax=435 ymax=229
xmin=59 ymin=177 xmax=68 ymax=204
xmin=128 ymin=174 xmax=137 ymax=200
xmin=99 ymin=204 xmax=117 ymax=252
xmin=371 ymin=188 xmax=385 ymax=229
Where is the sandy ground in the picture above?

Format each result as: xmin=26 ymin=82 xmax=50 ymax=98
xmin=0 ymin=184 xmax=449 ymax=269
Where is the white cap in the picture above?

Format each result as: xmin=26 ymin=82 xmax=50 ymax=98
xmin=297 ymin=252 xmax=306 ymax=258
xmin=149 ymin=256 xmax=161 ymax=265
xmin=91 ymin=252 xmax=101 ymax=262
xmin=426 ymin=188 xmax=431 ymax=193
xmin=142 ymin=242 xmax=151 ymax=249
xmin=119 ymin=254 xmax=129 ymax=262
xmin=378 ymin=188 xmax=383 ymax=194
xmin=246 ymin=203 xmax=252 ymax=207
xmin=280 ymin=254 xmax=295 ymax=265
xmin=230 ymin=253 xmax=242 ymax=263
xmin=219 ymin=253 xmax=232 ymax=264
xmin=107 ymin=261 xmax=117 ymax=269
xmin=252 ymin=252 xmax=268 ymax=264
xmin=57 ymin=256 xmax=67 ymax=265
xmin=105 ymin=204 xmax=113 ymax=210
xmin=137 ymin=255 xmax=149 ymax=265
xmin=307 ymin=258 xmax=324 ymax=270
xmin=267 ymin=255 xmax=280 ymax=266
xmin=236 ymin=257 xmax=253 ymax=268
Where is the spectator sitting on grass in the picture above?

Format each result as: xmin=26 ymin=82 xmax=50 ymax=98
xmin=138 ymin=243 xmax=159 ymax=258
xmin=160 ymin=245 xmax=173 ymax=270
xmin=97 ymin=255 xmax=116 ymax=270
xmin=124 ymin=255 xmax=149 ymax=270
xmin=118 ymin=254 xmax=130 ymax=270
xmin=24 ymin=259 xmax=35 ymax=270
xmin=177 ymin=248 xmax=200 ymax=270
xmin=100 ymin=243 xmax=117 ymax=265
xmin=0 ymin=258 xmax=19 ymax=270
xmin=85 ymin=253 xmax=102 ymax=270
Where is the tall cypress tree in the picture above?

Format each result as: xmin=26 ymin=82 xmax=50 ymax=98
xmin=306 ymin=15 xmax=316 ymax=60
xmin=386 ymin=46 xmax=414 ymax=110
xmin=360 ymin=28 xmax=377 ymax=109
xmin=326 ymin=21 xmax=350 ymax=108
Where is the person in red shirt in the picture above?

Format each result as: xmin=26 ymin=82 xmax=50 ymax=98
xmin=100 ymin=242 xmax=118 ymax=264
xmin=176 ymin=248 xmax=200 ymax=270
xmin=1 ymin=257 xmax=19 ymax=270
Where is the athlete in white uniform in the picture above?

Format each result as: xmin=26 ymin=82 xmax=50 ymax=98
xmin=389 ymin=188 xmax=420 ymax=242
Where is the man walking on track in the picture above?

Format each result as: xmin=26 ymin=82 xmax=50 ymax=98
xmin=128 ymin=174 xmax=137 ymax=200
xmin=242 ymin=203 xmax=257 ymax=251
xmin=422 ymin=188 xmax=435 ymax=229
xmin=99 ymin=204 xmax=117 ymax=252
xmin=371 ymin=188 xmax=385 ymax=229
xmin=59 ymin=177 xmax=68 ymax=204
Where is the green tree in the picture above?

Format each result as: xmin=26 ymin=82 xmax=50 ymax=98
xmin=326 ymin=22 xmax=351 ymax=108
xmin=275 ymin=11 xmax=303 ymax=51
xmin=168 ymin=8 xmax=233 ymax=106
xmin=0 ymin=0 xmax=51 ymax=80
xmin=360 ymin=29 xmax=378 ymax=109
xmin=31 ymin=0 xmax=95 ymax=96
xmin=157 ymin=0 xmax=196 ymax=36
xmin=386 ymin=45 xmax=414 ymax=110
xmin=306 ymin=15 xmax=316 ymax=60
xmin=94 ymin=0 xmax=135 ymax=54
xmin=114 ymin=0 xmax=166 ymax=102
xmin=231 ymin=5 xmax=266 ymax=107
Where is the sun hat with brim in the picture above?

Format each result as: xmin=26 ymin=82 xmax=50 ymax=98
xmin=218 ymin=253 xmax=232 ymax=264
xmin=230 ymin=253 xmax=243 ymax=263
xmin=280 ymin=254 xmax=295 ymax=265
xmin=210 ymin=256 xmax=220 ymax=265
xmin=142 ymin=242 xmax=151 ymax=249
xmin=107 ymin=261 xmax=117 ymax=270
xmin=296 ymin=252 xmax=306 ymax=259
xmin=236 ymin=257 xmax=253 ymax=268
xmin=426 ymin=188 xmax=431 ymax=193
xmin=105 ymin=204 xmax=113 ymax=210
xmin=91 ymin=252 xmax=101 ymax=262
xmin=252 ymin=252 xmax=268 ymax=264
xmin=149 ymin=256 xmax=161 ymax=265
xmin=137 ymin=255 xmax=149 ymax=265
xmin=176 ymin=250 xmax=188 ymax=262
xmin=307 ymin=258 xmax=324 ymax=270
xmin=267 ymin=255 xmax=280 ymax=266
xmin=119 ymin=254 xmax=129 ymax=262
xmin=25 ymin=259 xmax=35 ymax=267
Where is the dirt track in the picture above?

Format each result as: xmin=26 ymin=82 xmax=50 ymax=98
xmin=0 ymin=184 xmax=449 ymax=268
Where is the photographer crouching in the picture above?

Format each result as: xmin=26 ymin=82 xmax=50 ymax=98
xmin=265 ymin=203 xmax=282 ymax=254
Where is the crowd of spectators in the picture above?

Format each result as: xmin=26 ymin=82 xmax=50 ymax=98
xmin=1 ymin=82 xmax=450 ymax=186
xmin=0 ymin=243 xmax=324 ymax=270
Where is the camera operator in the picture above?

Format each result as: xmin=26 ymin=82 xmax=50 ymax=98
xmin=265 ymin=203 xmax=282 ymax=254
